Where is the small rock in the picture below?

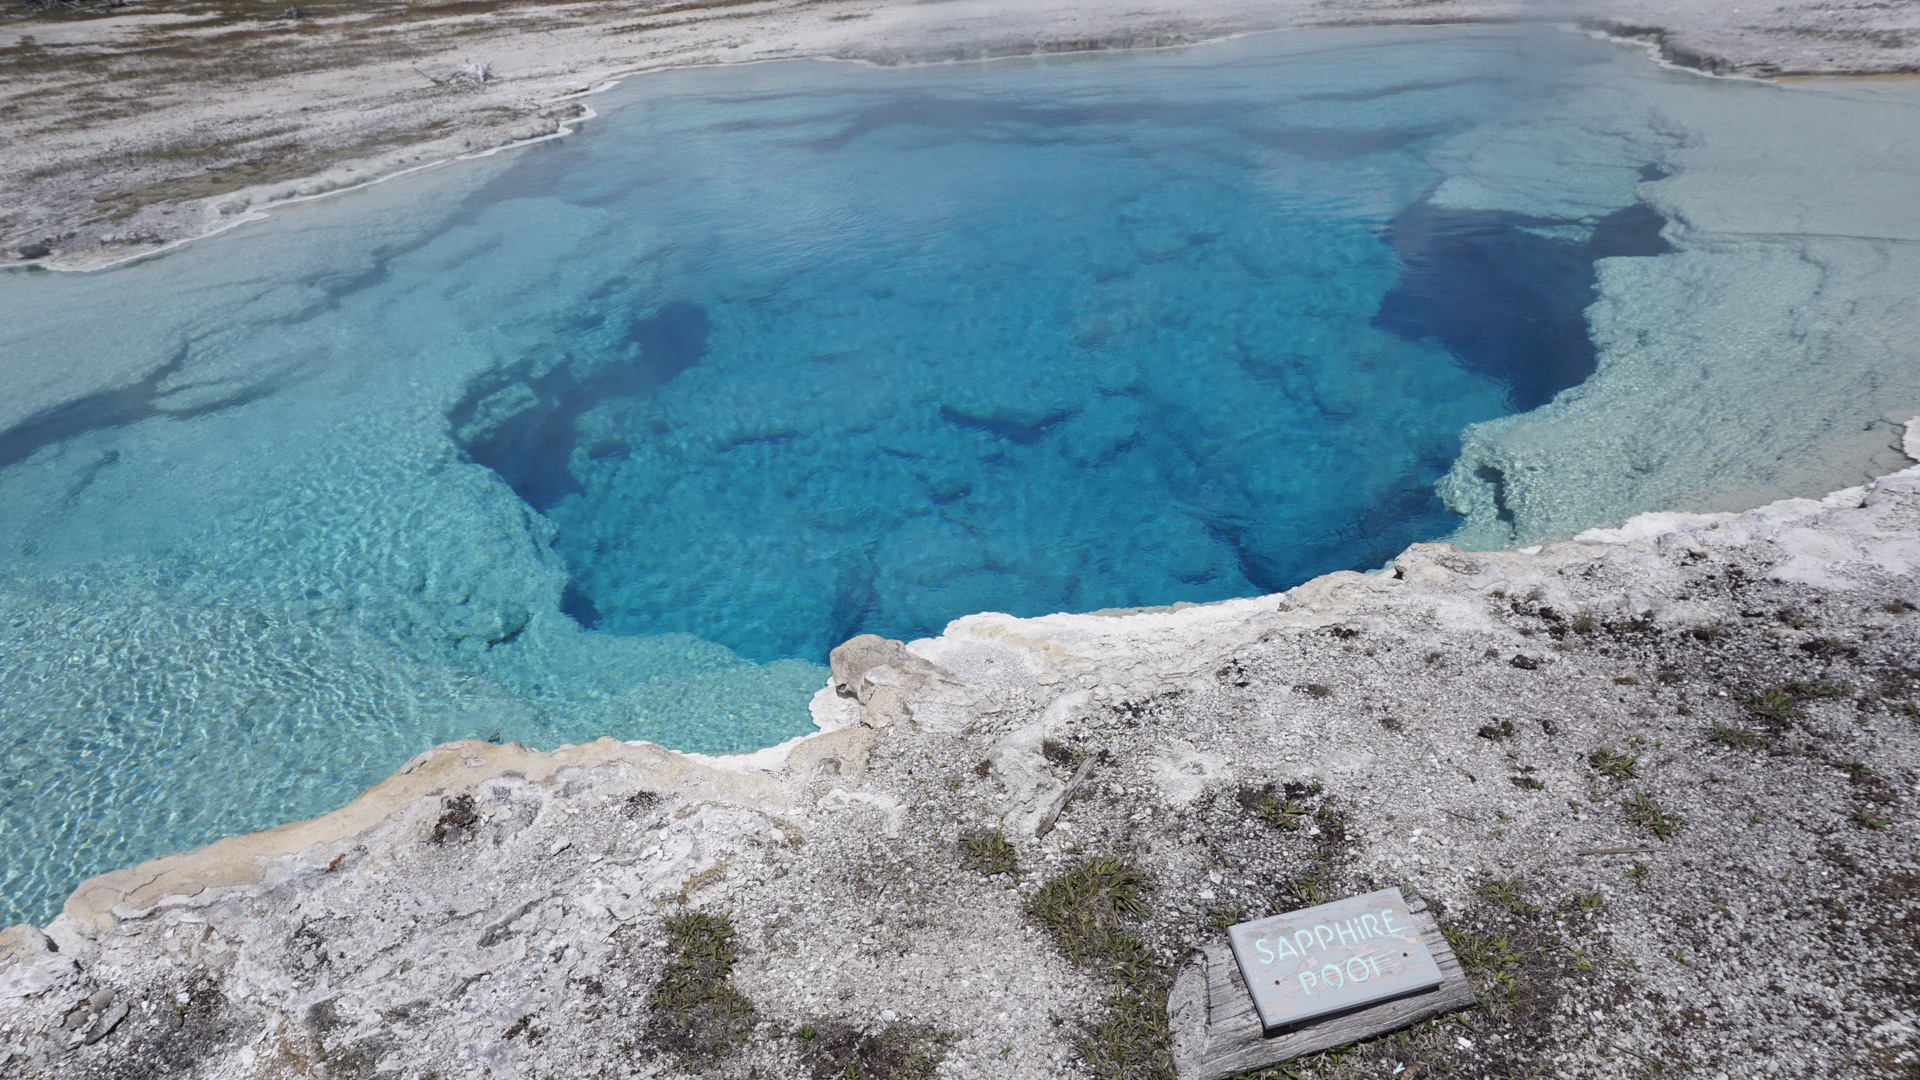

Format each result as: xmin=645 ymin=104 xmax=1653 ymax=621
xmin=82 ymin=1003 xmax=128 ymax=1045
xmin=15 ymin=243 xmax=50 ymax=260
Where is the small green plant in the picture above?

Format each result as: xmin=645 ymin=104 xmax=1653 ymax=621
xmin=648 ymin=912 xmax=756 ymax=1062
xmin=1589 ymin=748 xmax=1639 ymax=781
xmin=1282 ymin=865 xmax=1334 ymax=908
xmin=1207 ymin=905 xmax=1246 ymax=931
xmin=1850 ymin=806 xmax=1892 ymax=831
xmin=1256 ymin=795 xmax=1311 ymax=831
xmin=1746 ymin=688 xmax=1803 ymax=725
xmin=1783 ymin=680 xmax=1851 ymax=699
xmin=1706 ymin=892 xmax=1731 ymax=916
xmin=1748 ymin=809 xmax=1765 ymax=825
xmin=1626 ymin=862 xmax=1652 ymax=890
xmin=1247 ymin=780 xmax=1333 ymax=834
xmin=1475 ymin=874 xmax=1535 ymax=916
xmin=1564 ymin=891 xmax=1604 ymax=915
xmin=1623 ymin=794 xmax=1684 ymax=840
xmin=1710 ymin=724 xmax=1768 ymax=750
xmin=1444 ymin=926 xmax=1521 ymax=1001
xmin=1477 ymin=718 xmax=1517 ymax=740
xmin=1076 ymin=982 xmax=1174 ymax=1080
xmin=959 ymin=830 xmax=1019 ymax=878
xmin=1572 ymin=613 xmax=1598 ymax=634
xmin=1568 ymin=948 xmax=1593 ymax=973
xmin=1835 ymin=759 xmax=1874 ymax=781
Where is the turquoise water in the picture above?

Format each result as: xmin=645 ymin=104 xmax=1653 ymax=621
xmin=0 ymin=27 xmax=1681 ymax=925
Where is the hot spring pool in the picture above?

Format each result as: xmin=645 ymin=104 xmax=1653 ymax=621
xmin=3 ymin=24 xmax=1918 ymax=926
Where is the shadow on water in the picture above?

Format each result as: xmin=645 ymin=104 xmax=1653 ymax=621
xmin=448 ymin=299 xmax=710 ymax=512
xmin=1374 ymin=183 xmax=1672 ymax=411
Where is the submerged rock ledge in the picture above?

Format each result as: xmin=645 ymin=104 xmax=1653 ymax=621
xmin=4 ymin=426 xmax=1919 ymax=1077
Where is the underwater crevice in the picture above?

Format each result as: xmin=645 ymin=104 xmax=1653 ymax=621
xmin=0 ymin=344 xmax=286 ymax=472
xmin=448 ymin=300 xmax=711 ymax=511
xmin=938 ymin=404 xmax=1078 ymax=445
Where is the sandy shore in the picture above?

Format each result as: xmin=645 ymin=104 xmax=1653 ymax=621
xmin=2 ymin=0 xmax=1918 ymax=270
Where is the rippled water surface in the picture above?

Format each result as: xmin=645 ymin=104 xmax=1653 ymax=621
xmin=7 ymin=25 xmax=1911 ymax=926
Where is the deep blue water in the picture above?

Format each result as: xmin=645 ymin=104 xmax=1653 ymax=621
xmin=0 ymin=26 xmax=1681 ymax=925
xmin=448 ymin=39 xmax=1669 ymax=663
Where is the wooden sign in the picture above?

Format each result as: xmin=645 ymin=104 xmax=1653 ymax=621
xmin=1169 ymin=892 xmax=1475 ymax=1080
xmin=1225 ymin=887 xmax=1442 ymax=1029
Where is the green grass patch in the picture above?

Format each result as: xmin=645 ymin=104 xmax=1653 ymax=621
xmin=647 ymin=911 xmax=756 ymax=1063
xmin=1782 ymin=679 xmax=1852 ymax=699
xmin=1029 ymin=857 xmax=1152 ymax=975
xmin=799 ymin=1021 xmax=950 ymax=1080
xmin=1029 ymin=857 xmax=1171 ymax=1080
xmin=1561 ymin=891 xmax=1603 ymax=915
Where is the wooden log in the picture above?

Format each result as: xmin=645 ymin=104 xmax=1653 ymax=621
xmin=1169 ymin=899 xmax=1476 ymax=1080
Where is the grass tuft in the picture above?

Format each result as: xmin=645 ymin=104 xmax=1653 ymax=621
xmin=1746 ymin=687 xmax=1804 ymax=725
xmin=1849 ymin=806 xmax=1892 ymax=831
xmin=1709 ymin=724 xmax=1769 ymax=750
xmin=1622 ymin=794 xmax=1684 ymax=840
xmin=958 ymin=830 xmax=1019 ymax=878
xmin=1474 ymin=874 xmax=1537 ymax=917
xmin=1588 ymin=748 xmax=1638 ymax=781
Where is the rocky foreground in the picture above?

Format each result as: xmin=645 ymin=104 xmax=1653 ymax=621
xmin=3 ymin=425 xmax=1918 ymax=1079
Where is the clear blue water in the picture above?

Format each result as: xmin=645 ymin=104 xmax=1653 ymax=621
xmin=0 ymin=26 xmax=1678 ymax=925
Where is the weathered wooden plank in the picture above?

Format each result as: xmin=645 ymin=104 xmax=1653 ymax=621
xmin=1170 ymin=899 xmax=1477 ymax=1080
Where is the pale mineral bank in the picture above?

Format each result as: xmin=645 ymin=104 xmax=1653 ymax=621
xmin=1225 ymin=886 xmax=1444 ymax=1030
